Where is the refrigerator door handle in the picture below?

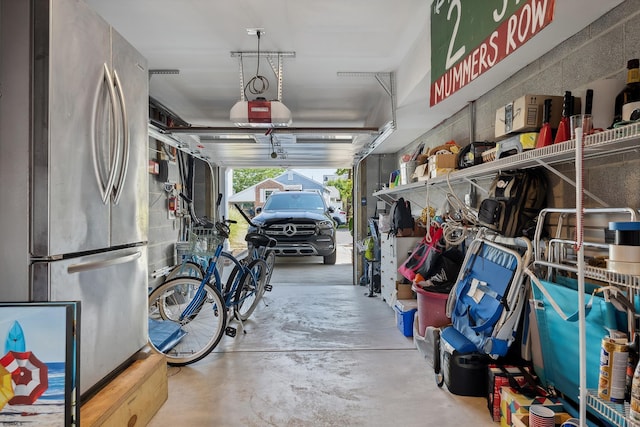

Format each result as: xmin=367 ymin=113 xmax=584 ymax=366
xmin=67 ymin=250 xmax=142 ymax=274
xmin=92 ymin=64 xmax=117 ymax=204
xmin=100 ymin=63 xmax=122 ymax=205
xmin=112 ymin=69 xmax=129 ymax=205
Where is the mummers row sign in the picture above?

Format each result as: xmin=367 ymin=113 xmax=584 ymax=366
xmin=430 ymin=0 xmax=555 ymax=106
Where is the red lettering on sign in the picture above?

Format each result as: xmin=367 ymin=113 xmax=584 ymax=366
xmin=430 ymin=0 xmax=554 ymax=106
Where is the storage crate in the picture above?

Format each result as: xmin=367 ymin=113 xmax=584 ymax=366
xmin=500 ymin=386 xmax=564 ymax=427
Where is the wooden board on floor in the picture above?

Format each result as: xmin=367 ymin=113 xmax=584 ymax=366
xmin=80 ymin=352 xmax=167 ymax=427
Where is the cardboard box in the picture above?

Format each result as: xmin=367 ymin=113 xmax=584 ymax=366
xmin=500 ymin=386 xmax=564 ymax=427
xmin=495 ymin=95 xmax=563 ymax=138
xmin=428 ymin=153 xmax=457 ymax=170
xmin=487 ymin=366 xmax=533 ymax=422
xmin=396 ymin=282 xmax=414 ymax=299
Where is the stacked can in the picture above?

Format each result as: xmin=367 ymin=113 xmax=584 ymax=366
xmin=598 ymin=337 xmax=629 ymax=403
xmin=607 ymin=222 xmax=640 ymax=274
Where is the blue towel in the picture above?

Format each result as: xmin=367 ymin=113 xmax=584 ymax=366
xmin=148 ymin=318 xmax=187 ymax=353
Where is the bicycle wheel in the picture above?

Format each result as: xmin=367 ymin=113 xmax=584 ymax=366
xmin=264 ymin=250 xmax=276 ymax=292
xmin=234 ymin=258 xmax=268 ymax=321
xmin=148 ymin=277 xmax=226 ymax=366
xmin=165 ymin=260 xmax=204 ymax=281
xmin=223 ymin=263 xmax=243 ymax=297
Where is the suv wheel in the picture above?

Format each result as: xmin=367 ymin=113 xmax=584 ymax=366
xmin=323 ymin=251 xmax=337 ymax=265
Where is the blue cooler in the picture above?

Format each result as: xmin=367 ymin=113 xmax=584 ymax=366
xmin=394 ymin=299 xmax=418 ymax=337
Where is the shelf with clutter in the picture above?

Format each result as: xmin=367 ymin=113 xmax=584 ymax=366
xmin=375 ymin=81 xmax=640 ymax=426
xmin=374 ymin=120 xmax=640 ymax=201
xmin=373 ymin=53 xmax=640 ymax=425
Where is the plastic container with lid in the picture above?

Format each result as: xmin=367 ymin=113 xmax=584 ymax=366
xmin=609 ymin=221 xmax=640 ymax=246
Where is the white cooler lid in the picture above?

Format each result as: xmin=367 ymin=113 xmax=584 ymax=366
xmin=395 ymin=299 xmax=418 ymax=311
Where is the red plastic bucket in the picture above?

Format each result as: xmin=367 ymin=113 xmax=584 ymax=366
xmin=412 ymin=284 xmax=450 ymax=337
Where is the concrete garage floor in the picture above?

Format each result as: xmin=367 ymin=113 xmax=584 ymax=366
xmin=147 ymin=231 xmax=495 ymax=427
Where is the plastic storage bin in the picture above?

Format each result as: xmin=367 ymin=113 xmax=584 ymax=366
xmin=412 ymin=284 xmax=450 ymax=336
xmin=394 ymin=299 xmax=418 ymax=337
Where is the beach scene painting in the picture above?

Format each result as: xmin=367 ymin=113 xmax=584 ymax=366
xmin=0 ymin=302 xmax=79 ymax=426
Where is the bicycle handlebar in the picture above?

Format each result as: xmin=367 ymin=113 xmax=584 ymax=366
xmin=233 ymin=203 xmax=258 ymax=227
xmin=233 ymin=203 xmax=296 ymax=231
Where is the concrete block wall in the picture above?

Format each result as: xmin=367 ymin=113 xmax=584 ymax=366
xmin=147 ymin=139 xmax=182 ymax=290
xmin=393 ymin=0 xmax=640 ymax=212
xmin=146 ymin=142 xmax=219 ymax=290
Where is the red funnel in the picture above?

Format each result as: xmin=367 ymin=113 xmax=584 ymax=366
xmin=554 ymin=91 xmax=572 ymax=144
xmin=536 ymin=99 xmax=553 ymax=149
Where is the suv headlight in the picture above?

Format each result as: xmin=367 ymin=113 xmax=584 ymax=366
xmin=317 ymin=220 xmax=334 ymax=235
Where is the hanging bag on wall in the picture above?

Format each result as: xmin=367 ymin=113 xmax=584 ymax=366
xmin=397 ymin=226 xmax=444 ymax=282
xmin=391 ymin=197 xmax=415 ymax=237
xmin=477 ymin=169 xmax=548 ymax=238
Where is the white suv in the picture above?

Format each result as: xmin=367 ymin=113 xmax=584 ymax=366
xmin=331 ymin=207 xmax=347 ymax=226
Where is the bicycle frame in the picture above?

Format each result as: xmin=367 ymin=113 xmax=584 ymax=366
xmin=179 ymin=243 xmax=262 ymax=322
xmin=149 ymin=206 xmax=269 ymax=365
xmin=179 ymin=244 xmax=224 ymax=320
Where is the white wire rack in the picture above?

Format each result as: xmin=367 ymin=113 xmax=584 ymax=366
xmin=586 ymin=390 xmax=629 ymax=427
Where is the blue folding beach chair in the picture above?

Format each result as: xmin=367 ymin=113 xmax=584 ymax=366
xmin=434 ymin=233 xmax=532 ymax=396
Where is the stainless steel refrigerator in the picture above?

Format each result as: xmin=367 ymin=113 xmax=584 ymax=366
xmin=0 ymin=0 xmax=149 ymax=397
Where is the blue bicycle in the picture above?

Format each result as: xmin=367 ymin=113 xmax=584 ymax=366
xmin=148 ymin=221 xmax=271 ymax=365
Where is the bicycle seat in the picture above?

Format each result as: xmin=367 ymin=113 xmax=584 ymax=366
xmin=245 ymin=233 xmax=277 ymax=248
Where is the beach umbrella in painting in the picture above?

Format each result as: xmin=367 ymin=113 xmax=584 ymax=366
xmin=0 ymin=364 xmax=14 ymax=410
xmin=0 ymin=351 xmax=48 ymax=405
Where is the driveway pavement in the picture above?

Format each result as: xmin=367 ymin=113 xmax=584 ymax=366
xmin=269 ymin=229 xmax=354 ymax=285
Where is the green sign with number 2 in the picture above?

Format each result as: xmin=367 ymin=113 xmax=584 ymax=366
xmin=430 ymin=0 xmax=555 ymax=106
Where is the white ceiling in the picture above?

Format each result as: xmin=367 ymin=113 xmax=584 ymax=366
xmin=87 ymin=0 xmax=623 ymax=169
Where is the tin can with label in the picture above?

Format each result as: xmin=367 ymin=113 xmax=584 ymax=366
xmin=598 ymin=338 xmax=629 ymax=403
xmin=630 ymin=360 xmax=640 ymax=424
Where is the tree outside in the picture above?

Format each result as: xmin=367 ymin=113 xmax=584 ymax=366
xmin=326 ymin=168 xmax=353 ymax=223
xmin=229 ymin=168 xmax=286 ymax=253
xmin=233 ymin=168 xmax=286 ymax=193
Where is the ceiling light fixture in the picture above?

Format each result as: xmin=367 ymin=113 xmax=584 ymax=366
xmin=230 ymin=31 xmax=293 ymax=128
xmin=230 ymin=98 xmax=292 ymax=128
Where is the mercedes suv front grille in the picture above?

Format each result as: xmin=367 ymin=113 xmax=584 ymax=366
xmin=265 ymin=223 xmax=316 ymax=237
